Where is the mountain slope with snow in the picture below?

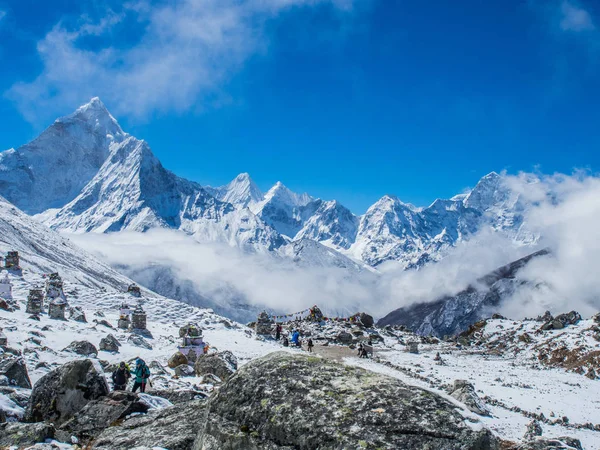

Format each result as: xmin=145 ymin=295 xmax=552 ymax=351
xmin=0 ymin=195 xmax=133 ymax=290
xmin=0 ymin=98 xmax=126 ymax=214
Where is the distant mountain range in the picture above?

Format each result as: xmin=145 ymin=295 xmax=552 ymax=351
xmin=0 ymin=97 xmax=546 ymax=324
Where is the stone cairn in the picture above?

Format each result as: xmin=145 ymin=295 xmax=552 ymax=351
xmin=255 ymin=311 xmax=275 ymax=336
xmin=407 ymin=341 xmax=419 ymax=354
xmin=130 ymin=304 xmax=147 ymax=331
xmin=26 ymin=289 xmax=44 ymax=314
xmin=127 ymin=283 xmax=142 ymax=298
xmin=118 ymin=302 xmax=132 ymax=330
xmin=48 ymin=297 xmax=68 ymax=320
xmin=44 ymin=272 xmax=66 ymax=302
xmin=4 ymin=251 xmax=20 ymax=270
xmin=0 ymin=273 xmax=12 ymax=300
xmin=309 ymin=305 xmax=324 ymax=322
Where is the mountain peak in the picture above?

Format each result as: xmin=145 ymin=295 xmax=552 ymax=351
xmin=58 ymin=97 xmax=125 ymax=141
xmin=265 ymin=181 xmax=312 ymax=207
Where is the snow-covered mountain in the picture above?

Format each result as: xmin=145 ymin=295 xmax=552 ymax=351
xmin=0 ymin=98 xmax=126 ymax=215
xmin=205 ymin=172 xmax=263 ymax=210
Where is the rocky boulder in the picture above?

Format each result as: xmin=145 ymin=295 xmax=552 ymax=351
xmin=540 ymin=311 xmax=582 ymax=331
xmin=0 ymin=422 xmax=55 ymax=448
xmin=0 ymin=355 xmax=31 ymax=389
xmin=92 ymin=399 xmax=205 ymax=450
xmin=335 ymin=331 xmax=353 ymax=344
xmin=127 ymin=334 xmax=152 ymax=350
xmin=194 ymin=352 xmax=499 ymax=449
xmin=449 ymin=379 xmax=490 ymax=416
xmin=63 ymin=340 xmax=98 ymax=356
xmin=24 ymin=359 xmax=109 ymax=425
xmin=358 ymin=312 xmax=374 ymax=328
xmin=69 ymin=306 xmax=87 ymax=323
xmin=523 ymin=420 xmax=542 ymax=441
xmin=99 ymin=334 xmax=121 ymax=353
xmin=168 ymin=351 xmax=188 ymax=369
xmin=175 ymin=364 xmax=195 ymax=377
xmin=194 ymin=351 xmax=237 ymax=381
xmin=56 ymin=390 xmax=149 ymax=444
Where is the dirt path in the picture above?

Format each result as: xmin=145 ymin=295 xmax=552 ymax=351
xmin=307 ymin=344 xmax=362 ymax=362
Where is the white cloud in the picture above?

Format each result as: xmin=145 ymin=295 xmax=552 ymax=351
xmin=6 ymin=0 xmax=356 ymax=123
xmin=560 ymin=1 xmax=595 ymax=32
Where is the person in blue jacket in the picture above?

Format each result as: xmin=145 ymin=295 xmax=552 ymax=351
xmin=291 ymin=330 xmax=301 ymax=347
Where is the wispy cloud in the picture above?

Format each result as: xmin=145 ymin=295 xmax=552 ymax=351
xmin=6 ymin=0 xmax=356 ymax=124
xmin=560 ymin=1 xmax=595 ymax=32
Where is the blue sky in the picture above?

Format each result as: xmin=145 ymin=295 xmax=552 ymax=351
xmin=1 ymin=0 xmax=599 ymax=213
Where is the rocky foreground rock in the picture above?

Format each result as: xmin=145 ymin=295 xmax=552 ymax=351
xmin=194 ymin=352 xmax=500 ymax=449
xmin=24 ymin=359 xmax=109 ymax=425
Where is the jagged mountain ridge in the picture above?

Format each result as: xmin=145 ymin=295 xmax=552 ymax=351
xmin=1 ymin=98 xmax=540 ymax=269
xmin=377 ymin=248 xmax=552 ymax=337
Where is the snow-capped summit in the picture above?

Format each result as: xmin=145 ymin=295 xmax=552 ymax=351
xmin=0 ymin=97 xmax=127 ymax=214
xmin=294 ymin=200 xmax=359 ymax=250
xmin=206 ymin=172 xmax=263 ymax=209
xmin=262 ymin=181 xmax=313 ymax=208
xmin=62 ymin=97 xmax=126 ymax=142
xmin=252 ymin=182 xmax=314 ymax=238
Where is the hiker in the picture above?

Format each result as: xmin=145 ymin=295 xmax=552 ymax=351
xmin=275 ymin=323 xmax=282 ymax=341
xmin=112 ymin=362 xmax=131 ymax=391
xmin=357 ymin=343 xmax=364 ymax=357
xmin=307 ymin=338 xmax=314 ymax=352
xmin=291 ymin=330 xmax=300 ymax=346
xmin=131 ymin=358 xmax=151 ymax=393
xmin=282 ymin=336 xmax=289 ymax=347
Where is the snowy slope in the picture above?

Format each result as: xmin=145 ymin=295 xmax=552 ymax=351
xmin=0 ymin=195 xmax=133 ymax=290
xmin=0 ymin=98 xmax=126 ymax=214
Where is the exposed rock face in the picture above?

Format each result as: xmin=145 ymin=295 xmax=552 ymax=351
xmin=0 ymin=355 xmax=31 ymax=389
xmin=168 ymin=351 xmax=188 ymax=369
xmin=378 ymin=249 xmax=550 ymax=336
xmin=0 ymin=422 xmax=55 ymax=447
xmin=194 ymin=351 xmax=237 ymax=381
xmin=99 ymin=334 xmax=121 ymax=353
xmin=92 ymin=399 xmax=205 ymax=450
xmin=63 ymin=340 xmax=98 ymax=356
xmin=449 ymin=379 xmax=490 ymax=416
xmin=336 ymin=331 xmax=353 ymax=344
xmin=193 ymin=352 xmax=499 ymax=450
xmin=57 ymin=390 xmax=149 ymax=444
xmin=24 ymin=359 xmax=109 ymax=425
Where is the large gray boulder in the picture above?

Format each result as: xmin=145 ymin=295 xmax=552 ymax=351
xmin=358 ymin=312 xmax=375 ymax=328
xmin=449 ymin=379 xmax=490 ymax=416
xmin=99 ymin=334 xmax=121 ymax=353
xmin=194 ymin=351 xmax=237 ymax=381
xmin=24 ymin=359 xmax=109 ymax=425
xmin=0 ymin=355 xmax=31 ymax=389
xmin=56 ymin=390 xmax=149 ymax=444
xmin=193 ymin=352 xmax=500 ymax=450
xmin=63 ymin=340 xmax=98 ymax=356
xmin=0 ymin=422 xmax=55 ymax=447
xmin=92 ymin=399 xmax=205 ymax=450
